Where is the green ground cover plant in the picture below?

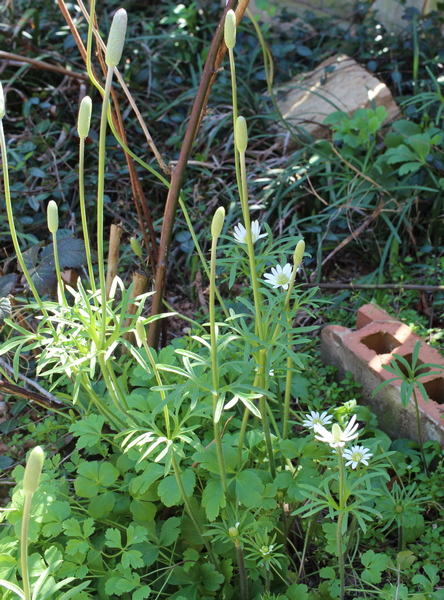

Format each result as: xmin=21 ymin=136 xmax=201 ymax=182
xmin=0 ymin=1 xmax=444 ymax=599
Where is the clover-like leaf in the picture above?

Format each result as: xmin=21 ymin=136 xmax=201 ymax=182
xmin=69 ymin=415 xmax=105 ymax=449
xmin=361 ymin=550 xmax=390 ymax=583
xmin=75 ymin=461 xmax=120 ymax=498
xmin=158 ymin=470 xmax=195 ymax=507
xmin=202 ymin=478 xmax=226 ymax=521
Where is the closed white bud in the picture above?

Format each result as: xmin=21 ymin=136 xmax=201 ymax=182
xmin=23 ymin=446 xmax=45 ymax=494
xmin=0 ymin=82 xmax=5 ymax=119
xmin=106 ymin=8 xmax=128 ymax=68
xmin=211 ymin=207 xmax=225 ymax=238
xmin=136 ymin=320 xmax=147 ymax=344
xmin=293 ymin=240 xmax=305 ymax=268
xmin=130 ymin=237 xmax=143 ymax=259
xmin=224 ymin=10 xmax=236 ymax=49
xmin=77 ymin=96 xmax=92 ymax=139
xmin=47 ymin=200 xmax=59 ymax=234
xmin=235 ymin=116 xmax=248 ymax=153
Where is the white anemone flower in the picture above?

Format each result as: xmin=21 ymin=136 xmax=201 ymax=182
xmin=263 ymin=263 xmax=293 ymax=290
xmin=233 ymin=220 xmax=267 ymax=244
xmin=313 ymin=414 xmax=360 ymax=448
xmin=302 ymin=411 xmax=333 ymax=431
xmin=342 ymin=445 xmax=373 ymax=469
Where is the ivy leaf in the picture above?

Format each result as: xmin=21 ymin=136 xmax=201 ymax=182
xmin=361 ymin=550 xmax=390 ymax=583
xmin=41 ymin=237 xmax=86 ymax=268
xmin=202 ymin=478 xmax=226 ymax=521
xmin=75 ymin=461 xmax=120 ymax=498
xmin=160 ymin=517 xmax=181 ymax=547
xmin=158 ymin=470 xmax=195 ymax=507
xmin=69 ymin=415 xmax=105 ymax=449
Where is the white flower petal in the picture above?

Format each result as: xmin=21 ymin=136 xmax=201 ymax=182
xmin=233 ymin=221 xmax=267 ymax=245
xmin=302 ymin=410 xmax=333 ymax=430
xmin=314 ymin=415 xmax=361 ymax=448
xmin=263 ymin=263 xmax=293 ymax=290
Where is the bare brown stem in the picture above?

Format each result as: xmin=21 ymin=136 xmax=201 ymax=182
xmin=105 ymin=223 xmax=123 ymax=299
xmin=147 ymin=0 xmax=251 ymax=348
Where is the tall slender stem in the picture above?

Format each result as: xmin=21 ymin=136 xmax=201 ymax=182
xmin=97 ymin=68 xmax=114 ymax=347
xmin=79 ymin=137 xmax=96 ymax=291
xmin=412 ymin=388 xmax=429 ymax=477
xmin=20 ymin=493 xmax=32 ymax=600
xmin=337 ymin=448 xmax=346 ymax=600
xmin=210 ymin=235 xmax=228 ymax=494
xmin=235 ymin=541 xmax=249 ymax=600
xmin=0 ymin=120 xmax=46 ymax=311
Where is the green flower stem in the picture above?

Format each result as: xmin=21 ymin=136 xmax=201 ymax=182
xmin=210 ymin=235 xmax=228 ymax=495
xmin=412 ymin=388 xmax=429 ymax=477
xmin=337 ymin=448 xmax=347 ymax=600
xmin=237 ymin=391 xmax=252 ymax=468
xmin=282 ymin=350 xmax=293 ymax=440
xmin=234 ymin=539 xmax=249 ymax=600
xmin=141 ymin=339 xmax=171 ymax=439
xmin=107 ymin=361 xmax=129 ymax=413
xmin=257 ymin=349 xmax=276 ymax=478
xmin=97 ymin=354 xmax=128 ymax=418
xmin=336 ymin=512 xmax=346 ymax=600
xmin=20 ymin=492 xmax=32 ymax=600
xmin=265 ymin=566 xmax=271 ymax=593
xmin=298 ymin=511 xmax=320 ymax=579
xmin=178 ymin=196 xmax=229 ymax=319
xmin=238 ymin=148 xmax=263 ymax=341
xmin=80 ymin=372 xmax=126 ymax=430
xmin=51 ymin=230 xmax=67 ymax=307
xmin=139 ymin=333 xmax=210 ymax=562
xmin=171 ymin=453 xmax=219 ymax=569
xmin=344 ymin=515 xmax=357 ymax=558
xmin=228 ymin=47 xmax=242 ymax=204
xmin=97 ymin=67 xmax=115 ymax=345
xmin=79 ymin=137 xmax=96 ymax=291
xmin=0 ymin=119 xmax=46 ymax=312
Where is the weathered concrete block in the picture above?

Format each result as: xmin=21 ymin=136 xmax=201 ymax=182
xmin=321 ymin=304 xmax=444 ymax=445
xmin=274 ymin=54 xmax=400 ymax=147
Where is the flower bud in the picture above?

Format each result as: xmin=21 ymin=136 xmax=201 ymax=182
xmin=130 ymin=237 xmax=143 ymax=259
xmin=136 ymin=320 xmax=147 ymax=343
xmin=47 ymin=200 xmax=59 ymax=234
xmin=293 ymin=239 xmax=305 ymax=268
xmin=224 ymin=10 xmax=236 ymax=49
xmin=211 ymin=207 xmax=225 ymax=238
xmin=235 ymin=116 xmax=248 ymax=153
xmin=228 ymin=526 xmax=239 ymax=538
xmin=77 ymin=96 xmax=92 ymax=139
xmin=106 ymin=8 xmax=128 ymax=68
xmin=23 ymin=446 xmax=45 ymax=494
xmin=0 ymin=82 xmax=5 ymax=119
